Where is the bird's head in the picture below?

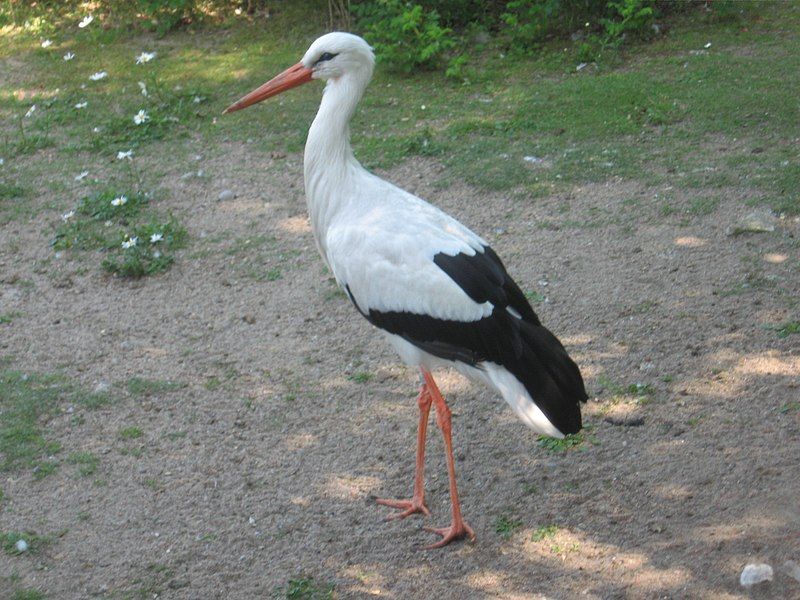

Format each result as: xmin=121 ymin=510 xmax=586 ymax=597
xmin=223 ymin=32 xmax=374 ymax=115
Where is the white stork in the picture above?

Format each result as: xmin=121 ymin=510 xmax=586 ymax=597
xmin=224 ymin=32 xmax=587 ymax=549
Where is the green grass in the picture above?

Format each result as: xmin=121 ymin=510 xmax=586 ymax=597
xmin=524 ymin=290 xmax=546 ymax=304
xmin=494 ymin=515 xmax=523 ymax=540
xmin=8 ymin=589 xmax=47 ymax=600
xmin=538 ymin=432 xmax=585 ymax=453
xmin=0 ymin=370 xmax=111 ymax=476
xmin=1 ymin=2 xmax=797 ymax=236
xmin=274 ymin=577 xmax=335 ymax=600
xmin=597 ymin=375 xmax=655 ymax=405
xmin=1 ymin=531 xmax=51 ymax=555
xmin=531 ymin=524 xmax=559 ymax=542
xmin=767 ymin=320 xmax=800 ymax=339
xmin=0 ymin=311 xmax=22 ymax=324
xmin=52 ymin=189 xmax=188 ymax=278
xmin=66 ymin=451 xmax=99 ymax=477
xmin=118 ymin=426 xmax=143 ymax=441
xmin=347 ymin=372 xmax=373 ymax=384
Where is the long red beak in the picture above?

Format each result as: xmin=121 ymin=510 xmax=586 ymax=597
xmin=223 ymin=62 xmax=313 ymax=114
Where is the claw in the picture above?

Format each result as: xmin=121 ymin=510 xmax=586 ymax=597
xmin=423 ymin=520 xmax=476 ymax=549
xmin=376 ymin=497 xmax=430 ymax=521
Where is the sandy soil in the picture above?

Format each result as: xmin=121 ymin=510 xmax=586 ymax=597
xmin=0 ymin=141 xmax=798 ymax=599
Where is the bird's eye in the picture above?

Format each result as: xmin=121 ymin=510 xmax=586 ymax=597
xmin=316 ymin=52 xmax=337 ymax=64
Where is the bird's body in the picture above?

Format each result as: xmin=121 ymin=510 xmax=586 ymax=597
xmin=225 ymin=32 xmax=588 ymax=548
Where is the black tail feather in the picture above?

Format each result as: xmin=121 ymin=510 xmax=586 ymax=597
xmin=513 ymin=321 xmax=588 ymax=436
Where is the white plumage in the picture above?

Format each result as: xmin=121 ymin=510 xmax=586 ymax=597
xmin=224 ymin=31 xmax=587 ymax=548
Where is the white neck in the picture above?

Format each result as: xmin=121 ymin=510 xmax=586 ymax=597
xmin=303 ymin=70 xmax=371 ymax=258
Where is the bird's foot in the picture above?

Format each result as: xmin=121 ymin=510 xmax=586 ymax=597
xmin=423 ymin=519 xmax=476 ymax=549
xmin=375 ymin=496 xmax=430 ymax=521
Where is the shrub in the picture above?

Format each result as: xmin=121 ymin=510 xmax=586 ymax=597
xmin=352 ymin=0 xmax=457 ymax=72
xmin=501 ymin=0 xmax=610 ymax=50
xmin=502 ymin=0 xmax=659 ymax=55
xmin=601 ymin=0 xmax=656 ymax=46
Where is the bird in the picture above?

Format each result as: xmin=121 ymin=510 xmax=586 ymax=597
xmin=224 ymin=32 xmax=588 ymax=549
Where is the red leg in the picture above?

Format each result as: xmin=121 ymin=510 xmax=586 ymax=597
xmin=421 ymin=370 xmax=476 ymax=549
xmin=376 ymin=379 xmax=432 ymax=520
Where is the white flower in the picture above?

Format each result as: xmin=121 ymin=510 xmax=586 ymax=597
xmin=150 ymin=233 xmax=164 ymax=243
xmin=92 ymin=126 xmax=100 ymax=133
xmin=78 ymin=15 xmax=93 ymax=28
xmin=133 ymin=109 xmax=149 ymax=125
xmin=24 ymin=104 xmax=36 ymax=118
xmin=116 ymin=149 xmax=133 ymax=160
xmin=137 ymin=81 xmax=148 ymax=97
xmin=63 ymin=52 xmax=75 ymax=61
xmin=121 ymin=236 xmax=138 ymax=249
xmin=74 ymin=171 xmax=89 ymax=181
xmin=74 ymin=101 xmax=88 ymax=109
xmin=89 ymin=71 xmax=107 ymax=81
xmin=192 ymin=96 xmax=203 ymax=104
xmin=41 ymin=39 xmax=53 ymax=48
xmin=61 ymin=210 xmax=76 ymax=222
xmin=111 ymin=195 xmax=128 ymax=207
xmin=135 ymin=52 xmax=156 ymax=64
xmin=0 ymin=158 xmax=4 ymax=166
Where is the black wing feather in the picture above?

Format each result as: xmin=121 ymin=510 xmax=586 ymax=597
xmin=346 ymin=246 xmax=587 ymax=435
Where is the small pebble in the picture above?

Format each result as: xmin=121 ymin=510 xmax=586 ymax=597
xmin=218 ymin=189 xmax=236 ymax=202
xmin=15 ymin=539 xmax=28 ymax=552
xmin=740 ymin=563 xmax=773 ymax=587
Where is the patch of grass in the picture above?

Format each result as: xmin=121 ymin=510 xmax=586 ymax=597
xmin=52 ymin=190 xmax=187 ymax=278
xmin=118 ymin=426 xmax=143 ymax=441
xmin=779 ymin=401 xmax=799 ymax=414
xmin=1 ymin=531 xmax=51 ymax=555
xmin=538 ymin=432 xmax=584 ymax=453
xmin=767 ymin=320 xmax=800 ymax=339
xmin=204 ymin=377 xmax=222 ymax=391
xmin=224 ymin=234 xmax=275 ymax=256
xmin=0 ymin=311 xmax=22 ymax=324
xmin=125 ymin=377 xmax=185 ymax=396
xmin=101 ymin=218 xmax=188 ymax=278
xmin=9 ymin=589 xmax=47 ymax=600
xmin=347 ymin=372 xmax=373 ymax=384
xmin=531 ymin=524 xmax=559 ymax=542
xmin=625 ymin=382 xmax=656 ymax=404
xmin=687 ymin=196 xmax=720 ymax=216
xmin=0 ymin=370 xmax=66 ymax=475
xmin=265 ymin=267 xmax=283 ymax=281
xmin=597 ymin=375 xmax=655 ymax=404
xmin=274 ymin=576 xmax=335 ymax=600
xmin=66 ymin=452 xmax=99 ymax=477
xmin=524 ymin=290 xmax=546 ymax=304
xmin=494 ymin=515 xmax=523 ymax=540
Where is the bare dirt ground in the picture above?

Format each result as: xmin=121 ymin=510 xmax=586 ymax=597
xmin=1 ymin=139 xmax=798 ymax=599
